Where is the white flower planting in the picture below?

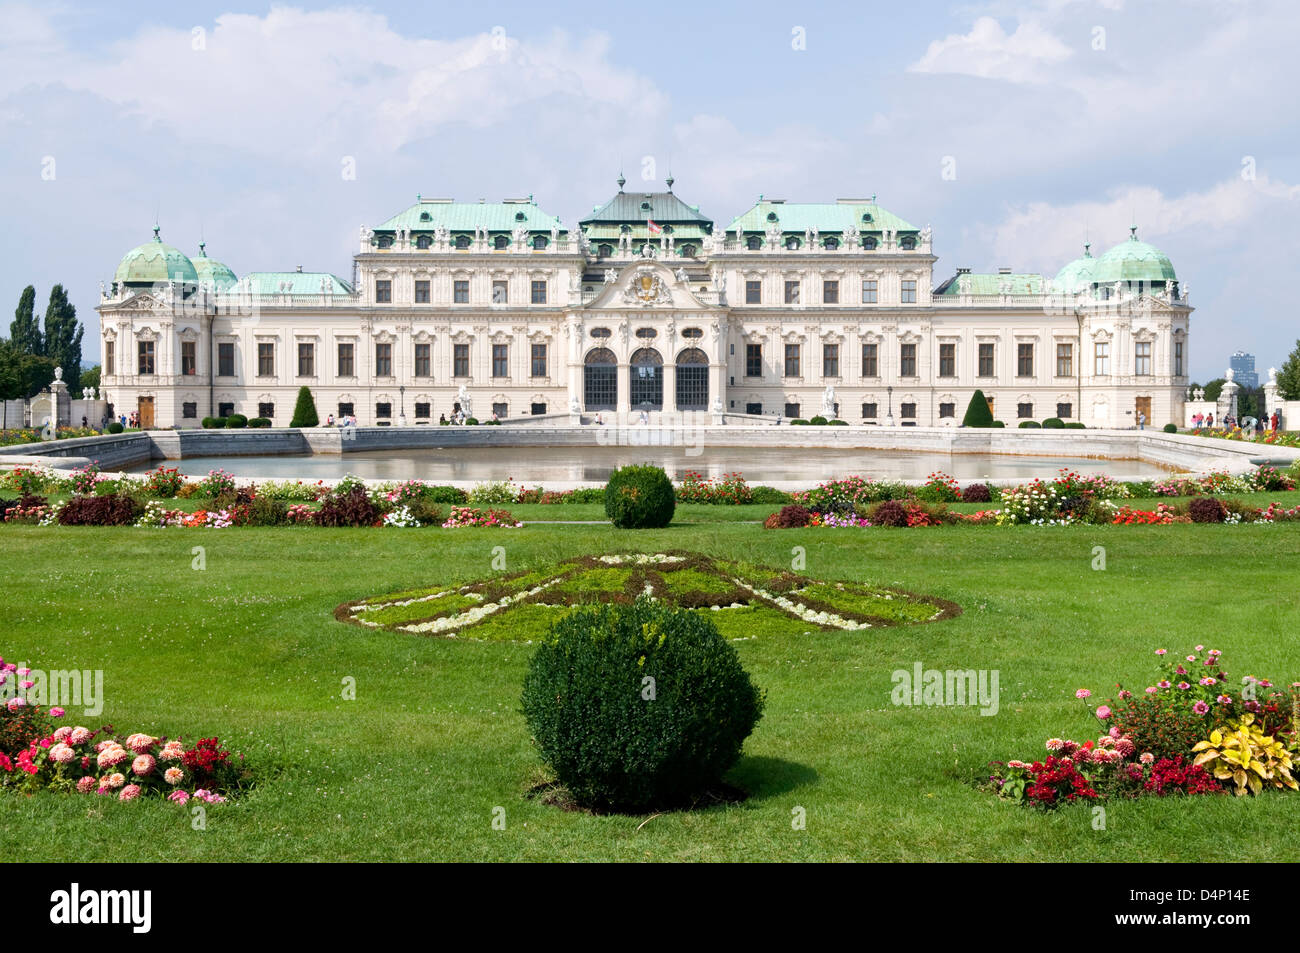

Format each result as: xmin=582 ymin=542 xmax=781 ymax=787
xmin=730 ymin=578 xmax=870 ymax=630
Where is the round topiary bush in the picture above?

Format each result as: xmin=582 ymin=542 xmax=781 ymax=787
xmin=249 ymin=417 xmax=272 ymax=428
xmin=1042 ymin=417 xmax=1065 ymax=429
xmin=870 ymin=499 xmax=909 ymax=527
xmin=1163 ymin=423 xmax=1178 ymax=433
xmin=106 ymin=422 xmax=124 ymax=434
xmin=520 ymin=598 xmax=764 ymax=812
xmin=1189 ymin=496 xmax=1226 ymax=523
xmin=992 ymin=421 xmax=1006 ymax=428
xmin=225 ymin=413 xmax=248 ymax=429
xmin=1065 ymin=422 xmax=1086 ymax=429
xmin=829 ymin=418 xmax=848 ymax=426
xmin=809 ymin=415 xmax=829 ymax=426
xmin=790 ymin=418 xmax=809 ymax=425
xmin=604 ymin=464 xmax=675 ymax=528
xmin=962 ymin=482 xmax=992 ymax=503
xmin=200 ymin=417 xmax=219 ymax=429
xmin=1018 ymin=420 xmax=1041 ymax=429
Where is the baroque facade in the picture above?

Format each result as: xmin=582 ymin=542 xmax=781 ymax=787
xmin=97 ymin=180 xmax=1192 ymax=429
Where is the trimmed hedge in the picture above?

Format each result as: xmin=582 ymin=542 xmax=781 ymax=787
xmin=1065 ymin=422 xmax=1086 ymax=429
xmin=1018 ymin=420 xmax=1041 ymax=429
xmin=962 ymin=390 xmax=995 ymax=428
xmin=290 ymin=386 xmax=319 ymax=428
xmin=225 ymin=414 xmax=248 ymax=429
xmin=1163 ymin=423 xmax=1178 ymax=433
xmin=520 ymin=599 xmax=764 ymax=812
xmin=1189 ymin=497 xmax=1225 ymax=523
xmin=829 ymin=419 xmax=848 ymax=426
xmin=106 ymin=422 xmax=124 ymax=434
xmin=249 ymin=417 xmax=272 ymax=428
xmin=809 ymin=415 xmax=829 ymax=426
xmin=604 ymin=464 xmax=675 ymax=529
xmin=790 ymin=419 xmax=810 ymax=425
xmin=992 ymin=421 xmax=1006 ymax=428
xmin=1042 ymin=418 xmax=1065 ymax=429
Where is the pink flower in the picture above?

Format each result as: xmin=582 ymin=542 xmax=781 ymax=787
xmin=119 ymin=785 xmax=141 ymax=801
xmin=164 ymin=767 xmax=183 ymax=786
xmin=1195 ymin=645 xmax=1204 ymax=652
xmin=96 ymin=745 xmax=128 ymax=769
xmin=1145 ymin=686 xmax=1158 ymax=694
xmin=49 ymin=707 xmax=64 ymax=717
xmin=6 ymin=697 xmax=26 ymax=711
xmin=1096 ymin=705 xmax=1111 ymax=719
xmin=49 ymin=743 xmax=75 ymax=763
xmin=1155 ymin=649 xmax=1167 ymax=656
xmin=1118 ymin=689 xmax=1132 ymax=700
xmin=103 ymin=772 xmax=126 ymax=789
xmin=131 ymin=754 xmax=156 ymax=777
xmin=1200 ymin=677 xmax=1217 ymax=686
xmin=1186 ymin=655 xmax=1197 ymax=663
xmin=69 ymin=727 xmax=91 ymax=744
xmin=52 ymin=726 xmax=73 ymax=743
xmin=1193 ymin=701 xmax=1210 ymax=714
xmin=1075 ymin=689 xmax=1091 ymax=699
xmin=1109 ymin=726 xmax=1122 ymax=739
xmin=1008 ymin=760 xmax=1027 ymax=769
xmin=1217 ymin=694 xmax=1232 ymax=705
xmin=1140 ymin=752 xmax=1154 ymax=765
xmin=159 ymin=741 xmax=184 ymax=761
xmin=1116 ymin=738 xmax=1136 ymax=757
xmin=167 ymin=790 xmax=189 ymax=804
xmin=1046 ymin=738 xmax=1064 ymax=751
xmin=76 ymin=775 xmax=97 ymax=793
xmin=1177 ymin=681 xmax=1191 ymax=690
xmin=125 ymin=733 xmax=155 ymax=753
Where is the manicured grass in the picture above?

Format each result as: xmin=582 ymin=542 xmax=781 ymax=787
xmin=2 ymin=521 xmax=1300 ymax=861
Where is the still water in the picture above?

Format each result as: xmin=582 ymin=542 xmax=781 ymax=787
xmin=131 ymin=447 xmax=1170 ymax=483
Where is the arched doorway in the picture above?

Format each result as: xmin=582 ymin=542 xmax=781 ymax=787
xmin=675 ymin=348 xmax=709 ymax=410
xmin=629 ymin=347 xmax=663 ymax=411
xmin=584 ymin=347 xmax=617 ymax=411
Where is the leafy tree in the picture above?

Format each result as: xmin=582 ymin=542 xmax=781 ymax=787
xmin=80 ymin=365 xmax=100 ymax=396
xmin=1202 ymin=378 xmax=1227 ymax=403
xmin=42 ymin=284 xmax=83 ymax=396
xmin=0 ymin=338 xmax=57 ymax=401
xmin=961 ymin=390 xmax=994 ymax=427
xmin=10 ymin=285 xmax=41 ymax=355
xmin=1278 ymin=340 xmax=1300 ymax=401
xmin=290 ymin=386 xmax=319 ymax=427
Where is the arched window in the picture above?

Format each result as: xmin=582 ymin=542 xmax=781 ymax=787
xmin=766 ymin=211 xmax=779 ymax=222
xmin=419 ymin=211 xmax=432 ymax=222
xmin=533 ymin=234 xmax=549 ymax=250
xmin=377 ymin=235 xmax=394 ymax=249
xmin=747 ymin=235 xmax=762 ymax=251
xmin=598 ymin=244 xmax=613 ymax=257
xmin=785 ymin=236 xmax=801 ymax=250
xmin=494 ymin=235 xmax=509 ymax=250
xmin=676 ymin=347 xmax=709 ymax=410
xmin=416 ymin=234 xmax=432 ymax=249
xmin=629 ymin=347 xmax=663 ymax=410
xmin=454 ymin=235 xmax=471 ymax=250
xmin=584 ymin=347 xmax=617 ymax=410
xmin=680 ymin=244 xmax=696 ymax=257
xmin=824 ymin=236 xmax=839 ymax=250
xmin=863 ymin=236 xmax=877 ymax=250
xmin=515 ymin=211 xmax=527 ymax=222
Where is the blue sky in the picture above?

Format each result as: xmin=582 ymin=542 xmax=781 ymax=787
xmin=2 ymin=0 xmax=1297 ymax=380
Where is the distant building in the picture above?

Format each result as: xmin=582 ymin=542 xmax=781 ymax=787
xmin=1230 ymin=351 xmax=1258 ymax=388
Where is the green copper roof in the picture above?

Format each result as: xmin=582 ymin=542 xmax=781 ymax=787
xmin=114 ymin=228 xmax=198 ymax=285
xmin=934 ymin=272 xmax=1045 ymax=295
xmin=1052 ymin=244 xmax=1096 ymax=293
xmin=376 ymin=198 xmax=565 ymax=233
xmin=582 ymin=224 xmax=712 ymax=241
xmin=192 ymin=243 xmax=238 ymax=289
xmin=581 ymin=190 xmax=712 ymax=226
xmin=725 ymin=200 xmax=916 ymax=234
xmin=235 ymin=272 xmax=353 ymax=295
xmin=1091 ymin=227 xmax=1176 ymax=284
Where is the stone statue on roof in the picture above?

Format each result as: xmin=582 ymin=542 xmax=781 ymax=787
xmin=920 ymin=225 xmax=932 ymax=243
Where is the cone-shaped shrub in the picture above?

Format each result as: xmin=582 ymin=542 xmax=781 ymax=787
xmin=290 ymin=386 xmax=319 ymax=428
xmin=962 ymin=390 xmax=995 ymax=427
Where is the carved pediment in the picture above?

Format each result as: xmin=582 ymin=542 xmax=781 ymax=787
xmin=583 ymin=261 xmax=712 ymax=311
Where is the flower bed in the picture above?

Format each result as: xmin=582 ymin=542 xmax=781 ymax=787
xmin=982 ymin=647 xmax=1299 ymax=807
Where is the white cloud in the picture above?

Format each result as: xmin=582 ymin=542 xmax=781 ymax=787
xmin=908 ymin=16 xmax=1072 ymax=83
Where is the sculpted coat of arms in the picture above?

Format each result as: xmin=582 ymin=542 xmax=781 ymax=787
xmin=622 ymin=268 xmax=673 ymax=307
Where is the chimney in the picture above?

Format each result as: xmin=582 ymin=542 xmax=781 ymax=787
xmin=956 ymin=267 xmax=971 ymax=275
xmin=998 ymin=267 xmax=1012 ymax=274
xmin=296 ymin=265 xmax=302 ymax=273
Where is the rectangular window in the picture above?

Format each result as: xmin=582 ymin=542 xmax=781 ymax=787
xmin=1174 ymin=341 xmax=1184 ymax=377
xmin=414 ymin=280 xmax=430 ymax=303
xmin=492 ymin=280 xmax=508 ymax=305
xmin=745 ymin=402 xmax=762 ymax=415
xmin=978 ymin=342 xmax=995 ymax=377
xmin=784 ymin=344 xmax=800 ymax=378
xmin=530 ymin=280 xmax=547 ymax=304
xmin=453 ymin=279 xmax=469 ymax=304
xmin=1094 ymin=341 xmax=1110 ymax=376
xmin=530 ymin=402 xmax=547 ymax=416
xmin=414 ymin=402 xmax=430 ymax=419
xmin=1056 ymin=402 xmax=1073 ymax=419
xmin=861 ymin=278 xmax=878 ymax=304
xmin=862 ymin=343 xmax=878 ymax=377
xmin=257 ymin=402 xmax=274 ymax=419
xmin=414 ymin=343 xmax=431 ymax=378
xmin=181 ymin=341 xmax=196 ymax=376
xmin=1056 ymin=343 xmax=1073 ymax=377
xmin=337 ymin=342 xmax=355 ymax=377
xmin=217 ymin=342 xmax=234 ymax=377
xmin=784 ymin=280 xmax=800 ymax=304
xmin=1017 ymin=343 xmax=1034 ymax=377
xmin=784 ymin=402 xmax=800 ymax=419
xmin=900 ymin=343 xmax=917 ymax=377
xmin=454 ymin=344 xmax=470 ymax=378
xmin=939 ymin=402 xmax=955 ymax=418
xmin=376 ymin=402 xmax=391 ymax=419
xmin=938 ymin=343 xmax=955 ymax=377
xmin=257 ymin=342 xmax=274 ymax=377
xmin=375 ymin=342 xmax=392 ymax=377
xmin=745 ymin=280 xmax=761 ymax=304
xmin=375 ymin=279 xmax=391 ymax=303
xmin=492 ymin=402 xmax=508 ymax=419
xmin=746 ymin=343 xmax=762 ymax=378
xmin=218 ymin=402 xmax=234 ymax=418
xmin=862 ymin=402 xmax=878 ymax=419
xmin=338 ymin=402 xmax=354 ymax=418
xmin=105 ymin=341 xmax=115 ymax=376
xmin=823 ymin=280 xmax=838 ymax=304
xmin=492 ymin=344 xmax=509 ymax=378
xmin=182 ymin=401 xmax=197 ymax=419
xmin=901 ymin=402 xmax=916 ymax=419
xmin=297 ymin=342 xmax=314 ymax=377
xmin=822 ymin=343 xmax=839 ymax=378
xmin=1135 ymin=341 xmax=1152 ymax=376
xmin=531 ymin=343 xmax=547 ymax=378
xmin=901 ymin=279 xmax=917 ymax=303
xmin=1017 ymin=402 xmax=1034 ymax=419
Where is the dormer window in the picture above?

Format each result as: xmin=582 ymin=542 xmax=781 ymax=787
xmin=620 ymin=224 xmax=631 ymax=233
xmin=680 ymin=244 xmax=696 ymax=257
xmin=746 ymin=235 xmax=762 ymax=250
xmin=862 ymin=212 xmax=873 ymax=223
xmin=455 ymin=235 xmax=471 ymax=250
xmin=494 ymin=235 xmax=509 ymax=250
xmin=824 ymin=236 xmax=839 ymax=250
xmin=377 ymin=235 xmax=394 ymax=249
xmin=598 ymin=243 xmax=613 ymax=257
xmin=662 ymin=225 xmax=673 ymax=234
xmin=532 ymin=234 xmax=548 ymax=249
xmin=416 ymin=234 xmax=432 ymax=249
xmin=863 ymin=236 xmax=878 ymax=250
xmin=640 ymin=202 xmax=652 ymax=211
xmin=766 ymin=212 xmax=778 ymax=222
xmin=515 ymin=211 xmax=526 ymax=222
xmin=900 ymin=236 xmax=916 ymax=250
xmin=785 ymin=236 xmax=801 ymax=250
xmin=419 ymin=211 xmax=432 ymax=222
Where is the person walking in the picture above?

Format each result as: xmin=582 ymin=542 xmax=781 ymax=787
xmin=1137 ymin=411 xmax=1146 ymax=431
xmin=1206 ymin=413 xmax=1214 ymax=428
xmin=1271 ymin=410 xmax=1280 ymax=432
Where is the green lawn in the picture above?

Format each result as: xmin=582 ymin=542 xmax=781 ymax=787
xmin=2 ymin=520 xmax=1300 ymax=861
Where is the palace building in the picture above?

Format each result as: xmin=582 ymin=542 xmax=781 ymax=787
xmin=97 ymin=178 xmax=1191 ymax=429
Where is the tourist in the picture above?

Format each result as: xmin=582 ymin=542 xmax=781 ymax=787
xmin=326 ymin=413 xmax=335 ymax=426
xmin=1255 ymin=415 xmax=1264 ymax=434
xmin=439 ymin=413 xmax=448 ymax=425
xmin=81 ymin=415 xmax=87 ymax=428
xmin=1192 ymin=412 xmax=1202 ymax=429
xmin=1272 ymin=410 xmax=1280 ymax=431
xmin=1205 ymin=413 xmax=1214 ymax=428
xmin=1137 ymin=411 xmax=1146 ymax=431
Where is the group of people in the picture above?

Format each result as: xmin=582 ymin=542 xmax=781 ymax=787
xmin=1192 ymin=410 xmax=1281 ymax=432
xmin=325 ymin=413 xmax=358 ymax=427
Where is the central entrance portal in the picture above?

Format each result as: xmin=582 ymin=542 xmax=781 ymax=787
xmin=629 ymin=348 xmax=663 ymax=411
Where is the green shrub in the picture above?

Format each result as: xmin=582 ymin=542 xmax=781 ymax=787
xmin=249 ymin=417 xmax=272 ymax=428
xmin=424 ymin=485 xmax=468 ymax=504
xmin=245 ymin=494 xmax=289 ymax=526
xmin=225 ymin=413 xmax=248 ymax=429
xmin=1163 ymin=423 xmax=1178 ymax=433
xmin=869 ymin=499 xmax=909 ymax=527
xmin=465 ymin=417 xmax=480 ymax=426
xmin=962 ymin=390 xmax=995 ymax=428
xmin=566 ymin=487 xmax=605 ymax=504
xmin=468 ymin=481 xmax=517 ymax=505
xmin=290 ymin=386 xmax=319 ymax=428
xmin=1065 ymin=422 xmax=1086 ymax=429
xmin=992 ymin=421 xmax=1006 ymax=428
xmin=200 ymin=417 xmax=219 ymax=429
xmin=604 ymin=464 xmax=675 ymax=528
xmin=790 ymin=419 xmax=809 ymax=425
xmin=750 ymin=486 xmax=792 ymax=505
xmin=1018 ymin=420 xmax=1041 ymax=428
xmin=106 ymin=422 xmax=124 ymax=434
xmin=1042 ymin=418 xmax=1065 ymax=429
xmin=829 ymin=419 xmax=848 ymax=426
xmin=809 ymin=415 xmax=829 ymax=426
xmin=520 ymin=598 xmax=764 ymax=812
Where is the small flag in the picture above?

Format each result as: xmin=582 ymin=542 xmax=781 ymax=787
xmin=647 ymin=219 xmax=662 ymax=235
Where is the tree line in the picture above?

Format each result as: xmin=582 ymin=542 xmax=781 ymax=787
xmin=1 ymin=284 xmax=92 ymax=402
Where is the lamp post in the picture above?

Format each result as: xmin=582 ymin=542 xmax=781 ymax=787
xmin=886 ymin=385 xmax=895 ymax=427
xmin=398 ymin=385 xmax=407 ymax=427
